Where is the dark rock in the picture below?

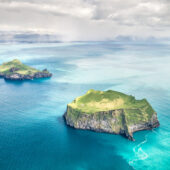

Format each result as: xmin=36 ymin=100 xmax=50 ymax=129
xmin=43 ymin=68 xmax=48 ymax=72
xmin=3 ymin=72 xmax=52 ymax=80
xmin=9 ymin=67 xmax=20 ymax=72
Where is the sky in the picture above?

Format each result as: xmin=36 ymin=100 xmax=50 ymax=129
xmin=0 ymin=0 xmax=170 ymax=41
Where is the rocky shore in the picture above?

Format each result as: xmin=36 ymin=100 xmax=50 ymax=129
xmin=0 ymin=71 xmax=52 ymax=80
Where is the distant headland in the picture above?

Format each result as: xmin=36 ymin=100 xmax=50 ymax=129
xmin=0 ymin=59 xmax=52 ymax=80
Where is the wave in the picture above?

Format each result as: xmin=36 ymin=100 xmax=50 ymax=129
xmin=128 ymin=134 xmax=149 ymax=169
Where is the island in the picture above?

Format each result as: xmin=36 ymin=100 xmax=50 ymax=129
xmin=64 ymin=89 xmax=160 ymax=141
xmin=0 ymin=59 xmax=52 ymax=80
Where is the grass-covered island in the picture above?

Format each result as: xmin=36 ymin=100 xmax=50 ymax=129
xmin=0 ymin=59 xmax=52 ymax=80
xmin=64 ymin=89 xmax=160 ymax=140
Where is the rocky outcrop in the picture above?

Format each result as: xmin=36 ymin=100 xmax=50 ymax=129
xmin=0 ymin=72 xmax=52 ymax=80
xmin=64 ymin=105 xmax=160 ymax=141
xmin=9 ymin=67 xmax=20 ymax=72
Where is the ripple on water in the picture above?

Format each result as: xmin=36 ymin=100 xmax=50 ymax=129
xmin=0 ymin=42 xmax=170 ymax=170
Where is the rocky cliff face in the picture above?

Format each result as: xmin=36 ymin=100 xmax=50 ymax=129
xmin=0 ymin=72 xmax=52 ymax=80
xmin=64 ymin=105 xmax=159 ymax=141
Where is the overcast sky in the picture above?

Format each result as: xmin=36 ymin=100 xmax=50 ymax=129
xmin=0 ymin=0 xmax=170 ymax=41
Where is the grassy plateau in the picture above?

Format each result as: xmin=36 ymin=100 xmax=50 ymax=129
xmin=68 ymin=89 xmax=156 ymax=124
xmin=0 ymin=59 xmax=48 ymax=75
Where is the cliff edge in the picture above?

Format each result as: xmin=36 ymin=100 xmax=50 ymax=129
xmin=64 ymin=89 xmax=159 ymax=140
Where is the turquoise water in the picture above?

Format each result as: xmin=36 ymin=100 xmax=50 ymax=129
xmin=0 ymin=41 xmax=170 ymax=170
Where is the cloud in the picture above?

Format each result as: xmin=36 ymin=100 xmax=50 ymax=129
xmin=0 ymin=0 xmax=170 ymax=41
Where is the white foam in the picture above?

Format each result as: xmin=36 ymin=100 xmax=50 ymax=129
xmin=129 ymin=134 xmax=149 ymax=166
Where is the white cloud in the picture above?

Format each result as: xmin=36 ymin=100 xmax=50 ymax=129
xmin=0 ymin=0 xmax=170 ymax=41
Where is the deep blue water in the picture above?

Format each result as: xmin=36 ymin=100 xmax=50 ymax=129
xmin=0 ymin=41 xmax=170 ymax=170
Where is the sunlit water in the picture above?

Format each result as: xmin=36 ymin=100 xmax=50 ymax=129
xmin=0 ymin=41 xmax=170 ymax=170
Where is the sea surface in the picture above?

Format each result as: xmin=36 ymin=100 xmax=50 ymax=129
xmin=0 ymin=41 xmax=170 ymax=170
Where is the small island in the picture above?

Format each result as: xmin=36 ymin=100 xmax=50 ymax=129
xmin=0 ymin=59 xmax=52 ymax=80
xmin=64 ymin=89 xmax=160 ymax=140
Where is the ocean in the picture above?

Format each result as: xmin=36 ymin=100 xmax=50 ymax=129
xmin=0 ymin=41 xmax=169 ymax=170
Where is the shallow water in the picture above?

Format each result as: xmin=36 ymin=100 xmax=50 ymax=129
xmin=0 ymin=41 xmax=170 ymax=170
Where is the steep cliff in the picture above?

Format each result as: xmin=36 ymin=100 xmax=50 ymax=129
xmin=64 ymin=89 xmax=159 ymax=140
xmin=0 ymin=59 xmax=52 ymax=80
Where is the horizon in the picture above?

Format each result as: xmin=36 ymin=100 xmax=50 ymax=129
xmin=1 ymin=32 xmax=170 ymax=44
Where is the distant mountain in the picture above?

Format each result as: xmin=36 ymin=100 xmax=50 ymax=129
xmin=0 ymin=31 xmax=169 ymax=43
xmin=0 ymin=32 xmax=62 ymax=43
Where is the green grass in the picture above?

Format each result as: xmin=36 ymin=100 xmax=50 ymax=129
xmin=0 ymin=59 xmax=41 ymax=75
xmin=68 ymin=89 xmax=155 ymax=118
xmin=67 ymin=89 xmax=157 ymax=127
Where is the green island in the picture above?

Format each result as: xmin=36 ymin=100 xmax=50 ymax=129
xmin=0 ymin=59 xmax=52 ymax=80
xmin=64 ymin=89 xmax=160 ymax=140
